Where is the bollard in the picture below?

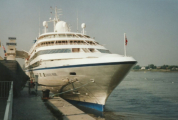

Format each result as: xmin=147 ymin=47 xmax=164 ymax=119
xmin=42 ymin=89 xmax=50 ymax=99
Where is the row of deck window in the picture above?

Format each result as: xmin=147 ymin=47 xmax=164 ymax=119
xmin=36 ymin=40 xmax=98 ymax=47
xmin=30 ymin=48 xmax=110 ymax=60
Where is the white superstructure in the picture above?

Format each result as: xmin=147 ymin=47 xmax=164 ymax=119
xmin=25 ymin=7 xmax=137 ymax=111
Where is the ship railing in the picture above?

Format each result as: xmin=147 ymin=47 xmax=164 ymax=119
xmin=0 ymin=81 xmax=13 ymax=120
xmin=38 ymin=42 xmax=89 ymax=46
xmin=36 ymin=42 xmax=100 ymax=49
xmin=43 ymin=29 xmax=48 ymax=33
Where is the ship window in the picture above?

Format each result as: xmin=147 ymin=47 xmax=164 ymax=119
xmin=88 ymin=48 xmax=95 ymax=52
xmin=58 ymin=34 xmax=66 ymax=37
xmin=95 ymin=42 xmax=99 ymax=45
xmin=77 ymin=34 xmax=84 ymax=38
xmin=62 ymin=41 xmax=67 ymax=45
xmin=30 ymin=48 xmax=72 ymax=60
xmin=70 ymin=41 xmax=73 ymax=45
xmin=73 ymin=34 xmax=78 ymax=38
xmin=67 ymin=34 xmax=73 ymax=37
xmin=76 ymin=34 xmax=79 ymax=37
xmin=30 ymin=61 xmax=40 ymax=68
xmin=60 ymin=49 xmax=64 ymax=52
xmin=56 ymin=41 xmax=62 ymax=44
xmin=43 ymin=73 xmax=45 ymax=77
xmin=72 ymin=48 xmax=80 ymax=52
xmin=97 ymin=49 xmax=111 ymax=53
xmin=84 ymin=35 xmax=90 ymax=38
xmin=62 ymin=49 xmax=65 ymax=52
xmin=70 ymin=72 xmax=76 ymax=75
xmin=64 ymin=49 xmax=67 ymax=53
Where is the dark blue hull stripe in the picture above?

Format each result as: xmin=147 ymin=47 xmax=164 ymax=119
xmin=65 ymin=99 xmax=104 ymax=111
xmin=26 ymin=61 xmax=137 ymax=72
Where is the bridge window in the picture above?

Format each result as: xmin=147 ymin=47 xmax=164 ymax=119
xmin=97 ymin=49 xmax=110 ymax=53
xmin=84 ymin=35 xmax=90 ymax=38
xmin=58 ymin=34 xmax=66 ymax=37
xmin=30 ymin=49 xmax=71 ymax=60
xmin=77 ymin=34 xmax=84 ymax=38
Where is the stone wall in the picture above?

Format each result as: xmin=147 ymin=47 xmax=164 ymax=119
xmin=0 ymin=60 xmax=29 ymax=97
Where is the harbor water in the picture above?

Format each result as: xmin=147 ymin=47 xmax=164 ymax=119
xmin=81 ymin=71 xmax=178 ymax=120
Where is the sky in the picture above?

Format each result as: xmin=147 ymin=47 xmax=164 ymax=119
xmin=0 ymin=0 xmax=178 ymax=66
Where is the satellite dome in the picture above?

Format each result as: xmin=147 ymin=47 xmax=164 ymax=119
xmin=43 ymin=21 xmax=48 ymax=27
xmin=55 ymin=21 xmax=69 ymax=32
xmin=81 ymin=23 xmax=86 ymax=28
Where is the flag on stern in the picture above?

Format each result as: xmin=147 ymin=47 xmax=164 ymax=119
xmin=125 ymin=35 xmax=128 ymax=46
xmin=124 ymin=33 xmax=128 ymax=56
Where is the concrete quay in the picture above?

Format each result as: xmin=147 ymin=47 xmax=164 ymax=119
xmin=0 ymin=99 xmax=7 ymax=120
xmin=12 ymin=86 xmax=95 ymax=120
xmin=12 ymin=87 xmax=56 ymax=120
xmin=0 ymin=59 xmax=95 ymax=120
xmin=46 ymin=97 xmax=95 ymax=120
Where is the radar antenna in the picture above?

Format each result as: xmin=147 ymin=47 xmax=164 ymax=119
xmin=50 ymin=6 xmax=62 ymax=31
xmin=42 ymin=6 xmax=63 ymax=33
xmin=52 ymin=6 xmax=62 ymax=21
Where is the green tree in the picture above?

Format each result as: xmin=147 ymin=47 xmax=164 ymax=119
xmin=145 ymin=66 xmax=149 ymax=69
xmin=148 ymin=64 xmax=157 ymax=69
xmin=161 ymin=65 xmax=168 ymax=69
xmin=133 ymin=65 xmax=141 ymax=69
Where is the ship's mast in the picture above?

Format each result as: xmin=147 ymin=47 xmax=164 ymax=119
xmin=39 ymin=8 xmax=41 ymax=36
xmin=77 ymin=9 xmax=78 ymax=32
xmin=42 ymin=7 xmax=63 ymax=33
xmin=55 ymin=7 xmax=58 ymax=20
xmin=53 ymin=7 xmax=62 ymax=32
xmin=53 ymin=7 xmax=57 ymax=32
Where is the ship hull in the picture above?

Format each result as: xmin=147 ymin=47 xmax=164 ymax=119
xmin=26 ymin=61 xmax=136 ymax=111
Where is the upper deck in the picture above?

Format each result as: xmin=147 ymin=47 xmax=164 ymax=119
xmin=38 ymin=32 xmax=92 ymax=41
xmin=29 ymin=32 xmax=106 ymax=55
xmin=27 ymin=7 xmax=111 ymax=64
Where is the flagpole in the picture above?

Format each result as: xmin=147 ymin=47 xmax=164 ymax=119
xmin=124 ymin=33 xmax=126 ymax=56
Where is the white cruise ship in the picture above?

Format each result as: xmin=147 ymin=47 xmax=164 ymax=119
xmin=25 ymin=8 xmax=137 ymax=111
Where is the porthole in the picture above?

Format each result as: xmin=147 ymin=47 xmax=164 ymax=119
xmin=70 ymin=72 xmax=76 ymax=75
